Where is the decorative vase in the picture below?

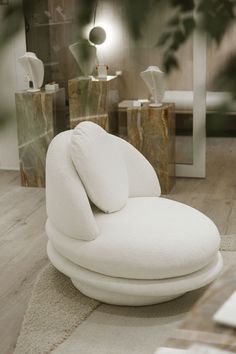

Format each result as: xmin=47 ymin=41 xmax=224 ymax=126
xmin=140 ymin=66 xmax=166 ymax=107
xmin=69 ymin=39 xmax=97 ymax=78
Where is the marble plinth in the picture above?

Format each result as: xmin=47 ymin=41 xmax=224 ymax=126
xmin=70 ymin=114 xmax=109 ymax=131
xmin=15 ymin=89 xmax=66 ymax=187
xmin=163 ymin=265 xmax=236 ymax=352
xmin=120 ymin=103 xmax=175 ymax=194
xmin=68 ymin=76 xmax=118 ymax=131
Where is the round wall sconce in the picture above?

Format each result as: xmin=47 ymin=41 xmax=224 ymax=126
xmin=89 ymin=26 xmax=106 ymax=45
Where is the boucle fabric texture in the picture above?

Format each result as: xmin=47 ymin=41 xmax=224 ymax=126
xmin=14 ymin=264 xmax=100 ymax=354
xmin=220 ymin=234 xmax=236 ymax=251
xmin=14 ymin=235 xmax=235 ymax=354
xmin=47 ymin=197 xmax=220 ymax=280
xmin=70 ymin=121 xmax=129 ymax=213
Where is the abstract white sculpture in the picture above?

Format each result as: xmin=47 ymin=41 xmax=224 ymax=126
xmin=69 ymin=40 xmax=97 ymax=78
xmin=140 ymin=66 xmax=166 ymax=107
xmin=18 ymin=52 xmax=44 ymax=92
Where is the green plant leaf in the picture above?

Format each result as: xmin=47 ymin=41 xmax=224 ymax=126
xmin=0 ymin=0 xmax=27 ymax=52
xmin=76 ymin=0 xmax=97 ymax=26
xmin=170 ymin=0 xmax=194 ymax=12
xmin=214 ymin=53 xmax=236 ymax=99
xmin=196 ymin=0 xmax=235 ymax=44
xmin=163 ymin=52 xmax=179 ymax=73
xmin=124 ymin=0 xmax=164 ymax=40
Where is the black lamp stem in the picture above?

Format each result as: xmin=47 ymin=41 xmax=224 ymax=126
xmin=93 ymin=0 xmax=98 ymax=25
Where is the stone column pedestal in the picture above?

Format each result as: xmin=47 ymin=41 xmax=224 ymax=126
xmin=119 ymin=103 xmax=175 ymax=194
xmin=15 ymin=88 xmax=66 ymax=188
xmin=68 ymin=75 xmax=118 ymax=131
xmin=70 ymin=114 xmax=109 ymax=131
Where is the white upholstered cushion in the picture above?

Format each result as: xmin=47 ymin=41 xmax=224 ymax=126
xmin=46 ymin=130 xmax=99 ymax=241
xmin=48 ymin=241 xmax=223 ymax=306
xmin=112 ymin=136 xmax=161 ymax=197
xmin=70 ymin=122 xmax=129 ymax=213
xmin=163 ymin=90 xmax=235 ymax=112
xmin=46 ymin=197 xmax=220 ymax=280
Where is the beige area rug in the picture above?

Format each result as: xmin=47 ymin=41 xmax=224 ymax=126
xmin=14 ymin=235 xmax=236 ymax=354
xmin=13 ymin=264 xmax=100 ymax=354
xmin=220 ymin=234 xmax=236 ymax=251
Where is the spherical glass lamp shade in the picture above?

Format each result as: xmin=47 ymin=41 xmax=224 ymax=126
xmin=89 ymin=26 xmax=106 ymax=45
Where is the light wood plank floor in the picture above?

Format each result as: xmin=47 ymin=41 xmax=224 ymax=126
xmin=0 ymin=172 xmax=48 ymax=354
xmin=0 ymin=137 xmax=236 ymax=354
xmin=169 ymin=137 xmax=236 ymax=235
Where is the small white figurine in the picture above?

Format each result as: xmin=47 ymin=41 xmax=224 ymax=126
xmin=18 ymin=52 xmax=44 ymax=92
xmin=140 ymin=66 xmax=166 ymax=107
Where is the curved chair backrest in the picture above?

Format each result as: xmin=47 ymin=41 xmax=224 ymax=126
xmin=46 ymin=130 xmax=100 ymax=241
xmin=112 ymin=135 xmax=161 ymax=198
xmin=46 ymin=129 xmax=161 ymax=241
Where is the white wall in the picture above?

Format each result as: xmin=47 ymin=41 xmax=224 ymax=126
xmin=0 ymin=5 xmax=26 ymax=170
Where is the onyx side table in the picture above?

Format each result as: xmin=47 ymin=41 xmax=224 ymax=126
xmin=119 ymin=103 xmax=175 ymax=194
xmin=68 ymin=75 xmax=118 ymax=132
xmin=15 ymin=88 xmax=66 ymax=187
xmin=158 ymin=266 xmax=236 ymax=352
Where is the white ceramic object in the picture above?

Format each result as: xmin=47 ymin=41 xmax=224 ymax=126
xmin=70 ymin=122 xmax=129 ymax=213
xmin=140 ymin=66 xmax=166 ymax=107
xmin=18 ymin=52 xmax=44 ymax=92
xmin=45 ymin=83 xmax=59 ymax=92
xmin=69 ymin=40 xmax=97 ymax=78
xmin=96 ymin=64 xmax=108 ymax=79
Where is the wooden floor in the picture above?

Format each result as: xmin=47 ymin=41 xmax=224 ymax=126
xmin=169 ymin=137 xmax=236 ymax=235
xmin=0 ymin=171 xmax=48 ymax=354
xmin=0 ymin=137 xmax=236 ymax=354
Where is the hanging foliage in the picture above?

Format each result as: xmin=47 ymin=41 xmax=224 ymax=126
xmin=0 ymin=0 xmax=236 ymax=115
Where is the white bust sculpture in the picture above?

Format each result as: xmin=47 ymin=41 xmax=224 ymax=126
xmin=18 ymin=52 xmax=44 ymax=92
xmin=69 ymin=40 xmax=97 ymax=78
xmin=140 ymin=66 xmax=166 ymax=107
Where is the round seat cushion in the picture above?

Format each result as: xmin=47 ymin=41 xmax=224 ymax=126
xmin=46 ymin=197 xmax=220 ymax=280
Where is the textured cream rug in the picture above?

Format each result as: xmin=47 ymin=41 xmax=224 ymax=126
xmin=14 ymin=235 xmax=236 ymax=354
xmin=13 ymin=264 xmax=100 ymax=354
xmin=220 ymin=234 xmax=236 ymax=251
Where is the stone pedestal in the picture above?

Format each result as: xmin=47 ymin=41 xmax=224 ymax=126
xmin=68 ymin=75 xmax=118 ymax=131
xmin=162 ymin=265 xmax=236 ymax=352
xmin=119 ymin=103 xmax=175 ymax=194
xmin=15 ymin=88 xmax=66 ymax=188
xmin=70 ymin=114 xmax=109 ymax=131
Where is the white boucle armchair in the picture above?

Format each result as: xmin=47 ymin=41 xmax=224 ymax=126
xmin=46 ymin=122 xmax=222 ymax=306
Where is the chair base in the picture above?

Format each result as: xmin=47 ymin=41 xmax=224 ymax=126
xmin=71 ymin=278 xmax=183 ymax=306
xmin=47 ymin=241 xmax=223 ymax=306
